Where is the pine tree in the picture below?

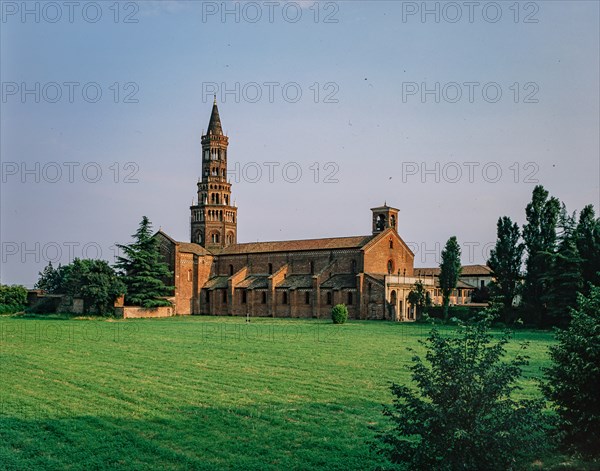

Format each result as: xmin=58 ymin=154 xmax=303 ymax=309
xmin=487 ymin=216 xmax=524 ymax=321
xmin=542 ymin=285 xmax=600 ymax=457
xmin=541 ymin=207 xmax=584 ymax=328
xmin=522 ymin=185 xmax=560 ymax=326
xmin=575 ymin=205 xmax=600 ymax=292
xmin=115 ymin=216 xmax=173 ymax=308
xmin=439 ymin=236 xmax=461 ymax=320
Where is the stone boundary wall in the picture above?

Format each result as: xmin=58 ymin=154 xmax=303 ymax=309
xmin=116 ymin=306 xmax=174 ymax=319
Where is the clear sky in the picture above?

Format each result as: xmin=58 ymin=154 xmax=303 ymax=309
xmin=1 ymin=0 xmax=599 ymax=287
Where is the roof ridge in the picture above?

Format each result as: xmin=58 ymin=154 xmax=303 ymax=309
xmin=233 ymin=234 xmax=372 ymax=246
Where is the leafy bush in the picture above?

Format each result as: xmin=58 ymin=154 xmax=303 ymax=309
xmin=0 ymin=285 xmax=28 ymax=313
xmin=374 ymin=318 xmax=549 ymax=470
xmin=331 ymin=304 xmax=348 ymax=324
xmin=427 ymin=306 xmax=483 ymax=322
xmin=542 ymin=285 xmax=600 ymax=457
xmin=0 ymin=304 xmax=24 ymax=314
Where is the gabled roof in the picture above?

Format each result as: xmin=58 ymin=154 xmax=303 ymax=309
xmin=154 ymin=230 xmax=212 ymax=256
xmin=215 ymin=235 xmax=375 ymax=255
xmin=178 ymin=242 xmax=212 ymax=256
xmin=361 ymin=227 xmax=414 ymax=256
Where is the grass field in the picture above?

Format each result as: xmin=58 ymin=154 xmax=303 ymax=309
xmin=0 ymin=315 xmax=560 ymax=470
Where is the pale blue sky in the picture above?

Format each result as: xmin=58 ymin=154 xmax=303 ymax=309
xmin=1 ymin=1 xmax=599 ymax=286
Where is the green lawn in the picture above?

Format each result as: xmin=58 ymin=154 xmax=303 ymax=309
xmin=0 ymin=315 xmax=557 ymax=470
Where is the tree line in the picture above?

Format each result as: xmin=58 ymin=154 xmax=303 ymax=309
xmin=34 ymin=216 xmax=173 ymax=314
xmin=411 ymin=185 xmax=599 ymax=328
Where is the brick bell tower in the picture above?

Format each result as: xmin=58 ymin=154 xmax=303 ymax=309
xmin=190 ymin=97 xmax=237 ymax=250
xmin=371 ymin=203 xmax=399 ymax=234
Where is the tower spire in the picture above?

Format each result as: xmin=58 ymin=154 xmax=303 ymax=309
xmin=207 ymin=97 xmax=223 ymax=136
xmin=190 ymin=101 xmax=237 ymax=248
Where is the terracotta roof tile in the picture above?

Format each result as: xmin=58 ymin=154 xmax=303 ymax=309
xmin=154 ymin=231 xmax=212 ymax=256
xmin=215 ymin=235 xmax=375 ymax=255
xmin=460 ymin=265 xmax=493 ymax=276
xmin=414 ymin=264 xmax=493 ymax=277
xmin=177 ymin=242 xmax=211 ymax=256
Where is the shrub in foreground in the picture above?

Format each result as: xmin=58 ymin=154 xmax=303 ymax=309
xmin=374 ymin=318 xmax=549 ymax=470
xmin=331 ymin=304 xmax=348 ymax=324
xmin=0 ymin=284 xmax=28 ymax=313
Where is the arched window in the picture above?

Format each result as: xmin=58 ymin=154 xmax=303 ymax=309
xmin=391 ymin=215 xmax=396 ymax=229
xmin=387 ymin=260 xmax=394 ymax=274
xmin=326 ymin=292 xmax=332 ymax=305
xmin=282 ymin=291 xmax=288 ymax=304
xmin=347 ymin=292 xmax=353 ymax=305
xmin=229 ymin=264 xmax=234 ymax=276
xmin=305 ymin=292 xmax=310 ymax=304
xmin=390 ymin=290 xmax=397 ymax=305
xmin=389 ymin=239 xmax=394 ymax=249
xmin=268 ymin=263 xmax=273 ymax=275
xmin=261 ymin=292 xmax=267 ymax=304
xmin=309 ymin=261 xmax=314 ymax=274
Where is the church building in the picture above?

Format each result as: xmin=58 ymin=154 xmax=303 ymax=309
xmin=156 ymin=100 xmax=431 ymax=321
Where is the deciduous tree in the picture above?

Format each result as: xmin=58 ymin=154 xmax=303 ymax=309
xmin=374 ymin=318 xmax=548 ymax=470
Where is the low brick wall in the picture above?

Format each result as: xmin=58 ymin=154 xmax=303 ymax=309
xmin=116 ymin=306 xmax=174 ymax=319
